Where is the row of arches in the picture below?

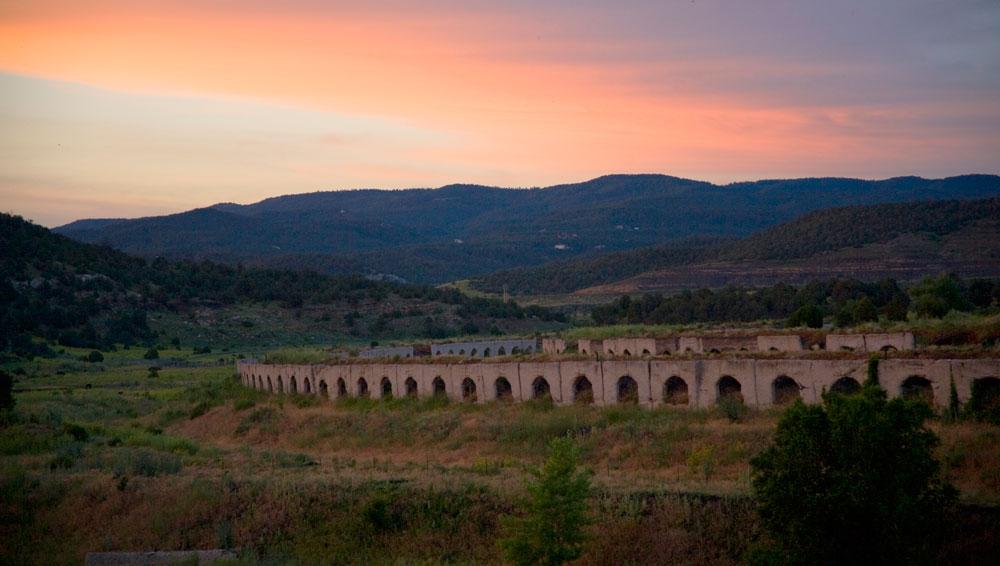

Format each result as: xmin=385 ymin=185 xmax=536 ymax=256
xmin=438 ymin=345 xmax=535 ymax=357
xmin=243 ymin=371 xmax=999 ymax=409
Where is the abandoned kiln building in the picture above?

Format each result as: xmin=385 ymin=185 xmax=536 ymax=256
xmin=238 ymin=332 xmax=999 ymax=410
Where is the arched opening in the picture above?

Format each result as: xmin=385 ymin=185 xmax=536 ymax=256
xmin=498 ymin=346 xmax=506 ymax=356
xmin=617 ymin=375 xmax=639 ymax=404
xmin=319 ymin=380 xmax=328 ymax=397
xmin=773 ymin=376 xmax=801 ymax=405
xmin=901 ymin=375 xmax=933 ymax=404
xmin=405 ymin=377 xmax=418 ymax=397
xmin=830 ymin=376 xmax=861 ymax=396
xmin=495 ymin=377 xmax=513 ymax=401
xmin=357 ymin=378 xmax=369 ymax=398
xmin=574 ymin=376 xmax=594 ymax=404
xmin=267 ymin=376 xmax=273 ymax=392
xmin=462 ymin=378 xmax=478 ymax=402
xmin=277 ymin=376 xmax=284 ymax=393
xmin=483 ymin=348 xmax=491 ymax=357
xmin=769 ymin=347 xmax=779 ymax=352
xmin=290 ymin=376 xmax=298 ymax=394
xmin=970 ymin=377 xmax=1000 ymax=414
xmin=641 ymin=349 xmax=651 ymax=355
xmin=381 ymin=377 xmax=393 ymax=398
xmin=880 ymin=345 xmax=898 ymax=352
xmin=303 ymin=377 xmax=312 ymax=394
xmin=717 ymin=376 xmax=743 ymax=403
xmin=448 ymin=349 xmax=455 ymax=355
xmin=337 ymin=378 xmax=347 ymax=397
xmin=459 ymin=349 xmax=465 ymax=356
xmin=512 ymin=347 xmax=522 ymax=355
xmin=664 ymin=376 xmax=688 ymax=405
xmin=532 ymin=377 xmax=551 ymax=400
xmin=525 ymin=347 xmax=533 ymax=353
xmin=470 ymin=348 xmax=477 ymax=357
xmin=432 ymin=376 xmax=447 ymax=397
xmin=709 ymin=348 xmax=721 ymax=354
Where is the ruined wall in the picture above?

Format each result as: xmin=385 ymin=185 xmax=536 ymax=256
xmin=359 ymin=346 xmax=415 ymax=359
xmin=542 ymin=338 xmax=567 ymax=354
xmin=431 ymin=338 xmax=538 ymax=358
xmin=756 ymin=335 xmax=803 ymax=352
xmin=237 ymin=357 xmax=1000 ymax=409
xmin=578 ymin=339 xmax=601 ymax=355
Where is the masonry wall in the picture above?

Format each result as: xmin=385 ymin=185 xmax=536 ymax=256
xmin=238 ymin=357 xmax=1000 ymax=409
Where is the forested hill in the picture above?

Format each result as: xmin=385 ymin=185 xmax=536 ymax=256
xmin=471 ymin=198 xmax=1000 ymax=295
xmin=55 ymin=174 xmax=1000 ymax=284
xmin=0 ymin=214 xmax=562 ymax=355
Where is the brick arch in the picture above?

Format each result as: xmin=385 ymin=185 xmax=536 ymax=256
xmin=772 ymin=375 xmax=801 ymax=405
xmin=664 ymin=376 xmax=688 ymax=405
xmin=573 ymin=375 xmax=594 ymax=404
xmin=830 ymin=376 xmax=861 ymax=396
xmin=532 ymin=376 xmax=551 ymax=400
xmin=717 ymin=375 xmax=742 ymax=403
xmin=495 ymin=377 xmax=513 ymax=401
xmin=462 ymin=378 xmax=478 ymax=402
xmin=617 ymin=375 xmax=639 ymax=404
xmin=901 ymin=375 xmax=933 ymax=404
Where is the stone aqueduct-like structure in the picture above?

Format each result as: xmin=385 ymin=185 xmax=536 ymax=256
xmin=238 ymin=357 xmax=1000 ymax=409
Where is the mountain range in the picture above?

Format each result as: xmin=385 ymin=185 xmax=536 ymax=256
xmin=55 ymin=174 xmax=1000 ymax=285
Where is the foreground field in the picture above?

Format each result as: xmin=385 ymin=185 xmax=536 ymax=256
xmin=2 ymin=352 xmax=999 ymax=564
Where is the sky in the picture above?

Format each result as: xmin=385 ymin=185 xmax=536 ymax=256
xmin=1 ymin=0 xmax=998 ymax=227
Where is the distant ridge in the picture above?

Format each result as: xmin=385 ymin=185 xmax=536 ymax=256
xmin=471 ymin=198 xmax=1000 ymax=296
xmin=55 ymin=174 xmax=1000 ymax=284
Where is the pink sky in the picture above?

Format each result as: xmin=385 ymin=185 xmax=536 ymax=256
xmin=1 ymin=1 xmax=998 ymax=226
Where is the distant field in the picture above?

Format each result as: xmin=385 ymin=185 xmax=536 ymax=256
xmin=2 ymin=347 xmax=999 ymax=564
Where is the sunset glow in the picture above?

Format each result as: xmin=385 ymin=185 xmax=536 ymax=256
xmin=2 ymin=0 xmax=998 ymax=226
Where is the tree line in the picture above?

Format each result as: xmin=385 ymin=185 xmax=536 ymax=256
xmin=591 ymin=275 xmax=1000 ymax=327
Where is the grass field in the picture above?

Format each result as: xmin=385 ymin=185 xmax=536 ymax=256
xmin=2 ymin=348 xmax=999 ymax=564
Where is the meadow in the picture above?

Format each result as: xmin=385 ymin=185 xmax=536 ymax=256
xmin=2 ymin=347 xmax=999 ymax=564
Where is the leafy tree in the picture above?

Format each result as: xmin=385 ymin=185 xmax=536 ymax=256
xmin=85 ymin=350 xmax=104 ymax=363
xmin=852 ymin=296 xmax=878 ymax=323
xmin=500 ymin=437 xmax=592 ymax=565
xmin=143 ymin=347 xmax=159 ymax=360
xmin=910 ymin=274 xmax=971 ymax=318
xmin=751 ymin=386 xmax=957 ymax=565
xmin=786 ymin=304 xmax=823 ymax=329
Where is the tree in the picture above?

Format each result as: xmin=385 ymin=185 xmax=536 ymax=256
xmin=500 ymin=437 xmax=592 ymax=565
xmin=143 ymin=347 xmax=159 ymax=360
xmin=751 ymin=386 xmax=956 ymax=564
xmin=852 ymin=296 xmax=878 ymax=323
xmin=85 ymin=350 xmax=104 ymax=363
xmin=786 ymin=304 xmax=823 ymax=328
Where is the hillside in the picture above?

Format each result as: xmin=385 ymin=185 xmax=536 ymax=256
xmin=0 ymin=214 xmax=564 ymax=356
xmin=472 ymin=198 xmax=1000 ymax=296
xmin=54 ymin=174 xmax=1000 ymax=284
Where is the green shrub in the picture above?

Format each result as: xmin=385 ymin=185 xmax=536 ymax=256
xmin=49 ymin=443 xmax=83 ymax=470
xmin=143 ymin=347 xmax=159 ymax=360
xmin=233 ymin=398 xmax=255 ymax=412
xmin=62 ymin=422 xmax=89 ymax=442
xmin=189 ymin=402 xmax=211 ymax=419
xmin=751 ymin=385 xmax=956 ymax=564
xmin=112 ymin=447 xmax=182 ymax=477
xmin=84 ymin=350 xmax=104 ymax=363
xmin=500 ymin=437 xmax=592 ymax=565
xmin=718 ymin=396 xmax=747 ymax=423
xmin=964 ymin=378 xmax=1000 ymax=424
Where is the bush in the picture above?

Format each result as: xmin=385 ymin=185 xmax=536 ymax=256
xmin=111 ymin=447 xmax=182 ymax=477
xmin=751 ymin=385 xmax=956 ymax=564
xmin=84 ymin=350 xmax=104 ymax=363
xmin=500 ymin=437 xmax=592 ymax=565
xmin=143 ymin=347 xmax=159 ymax=360
xmin=717 ymin=396 xmax=747 ymax=423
